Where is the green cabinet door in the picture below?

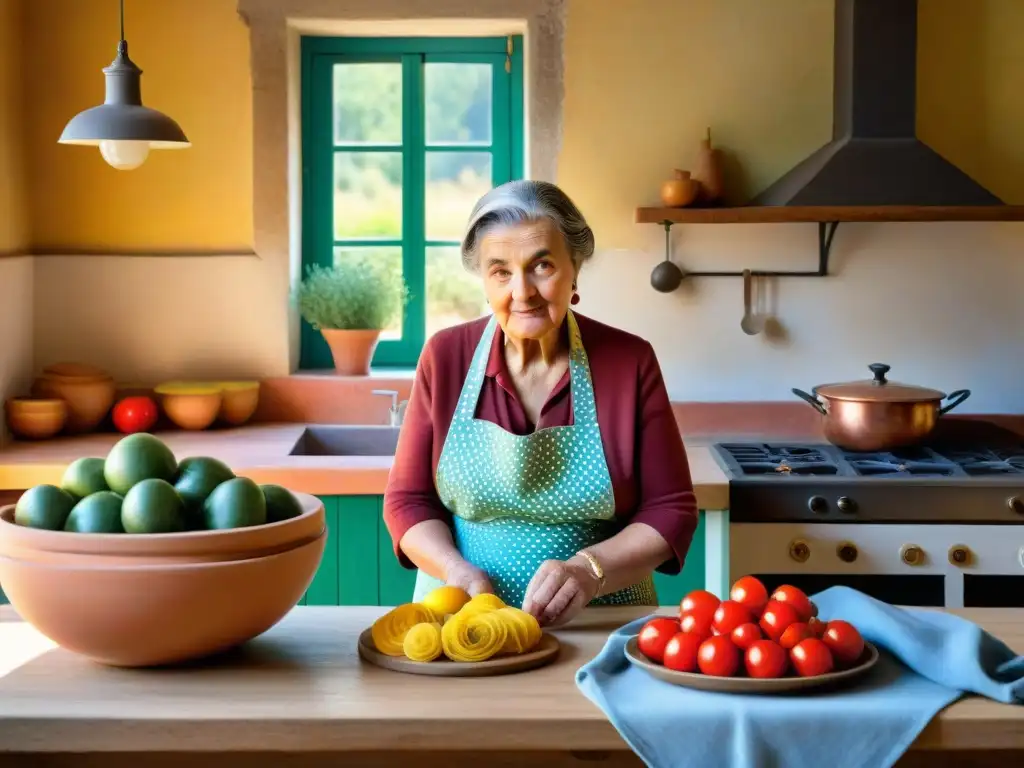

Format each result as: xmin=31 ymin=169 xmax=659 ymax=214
xmin=303 ymin=495 xmax=382 ymax=606
xmin=652 ymin=512 xmax=706 ymax=608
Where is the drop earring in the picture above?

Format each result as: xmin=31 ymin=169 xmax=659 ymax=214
xmin=571 ymin=283 xmax=580 ymax=305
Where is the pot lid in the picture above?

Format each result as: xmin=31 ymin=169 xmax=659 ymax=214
xmin=813 ymin=364 xmax=947 ymax=403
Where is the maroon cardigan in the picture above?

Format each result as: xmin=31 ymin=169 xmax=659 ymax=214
xmin=382 ymin=312 xmax=699 ymax=573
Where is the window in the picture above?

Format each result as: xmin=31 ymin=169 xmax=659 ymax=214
xmin=300 ymin=35 xmax=525 ymax=369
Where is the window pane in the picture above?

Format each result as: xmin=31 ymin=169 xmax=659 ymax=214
xmin=426 ymin=246 xmax=488 ymax=339
xmin=334 ymin=152 xmax=402 ymax=239
xmin=333 ymin=63 xmax=402 ymax=145
xmin=425 ymin=63 xmax=492 ymax=146
xmin=333 ymin=246 xmax=404 ymax=341
xmin=425 ymin=152 xmax=492 ymax=241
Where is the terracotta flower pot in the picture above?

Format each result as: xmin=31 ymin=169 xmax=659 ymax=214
xmin=321 ymin=329 xmax=382 ymax=375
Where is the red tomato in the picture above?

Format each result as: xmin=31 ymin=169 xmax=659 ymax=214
xmin=112 ymin=396 xmax=159 ymax=434
xmin=770 ymin=585 xmax=814 ymax=623
xmin=663 ymin=631 xmax=703 ymax=673
xmin=807 ymin=617 xmax=827 ymax=637
xmin=712 ymin=600 xmax=754 ymax=636
xmin=778 ymin=621 xmax=814 ymax=650
xmin=637 ymin=617 xmax=681 ymax=664
xmin=730 ymin=622 xmax=762 ymax=651
xmin=697 ymin=635 xmax=740 ymax=677
xmin=759 ymin=600 xmax=800 ymax=642
xmin=790 ymin=637 xmax=835 ymax=677
xmin=680 ymin=610 xmax=714 ymax=639
xmin=730 ymin=575 xmax=769 ymax=617
xmin=745 ymin=639 xmax=788 ymax=679
xmin=680 ymin=589 xmax=720 ymax=620
xmin=822 ymin=620 xmax=865 ymax=668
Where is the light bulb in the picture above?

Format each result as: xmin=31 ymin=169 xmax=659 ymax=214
xmin=99 ymin=140 xmax=151 ymax=170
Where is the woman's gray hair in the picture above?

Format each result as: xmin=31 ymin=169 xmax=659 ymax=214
xmin=461 ymin=180 xmax=595 ymax=272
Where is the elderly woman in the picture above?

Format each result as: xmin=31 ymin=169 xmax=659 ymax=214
xmin=383 ymin=180 xmax=698 ymax=627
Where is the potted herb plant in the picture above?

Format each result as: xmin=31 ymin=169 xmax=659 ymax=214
xmin=296 ymin=258 xmax=408 ymax=376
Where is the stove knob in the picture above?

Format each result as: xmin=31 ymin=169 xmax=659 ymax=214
xmin=1008 ymin=496 xmax=1024 ymax=515
xmin=948 ymin=544 xmax=972 ymax=567
xmin=837 ymin=541 xmax=858 ymax=563
xmin=900 ymin=544 xmax=924 ymax=566
xmin=789 ymin=539 xmax=811 ymax=563
xmin=807 ymin=495 xmax=828 ymax=514
xmin=837 ymin=496 xmax=857 ymax=514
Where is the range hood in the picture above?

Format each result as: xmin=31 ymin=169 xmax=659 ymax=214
xmin=751 ymin=0 xmax=1003 ymax=207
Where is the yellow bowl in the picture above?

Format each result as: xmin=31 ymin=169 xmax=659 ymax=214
xmin=154 ymin=382 xmax=223 ymax=431
xmin=4 ymin=398 xmax=68 ymax=440
xmin=216 ymin=381 xmax=260 ymax=426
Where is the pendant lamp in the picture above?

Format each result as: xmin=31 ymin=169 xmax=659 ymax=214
xmin=58 ymin=0 xmax=190 ymax=170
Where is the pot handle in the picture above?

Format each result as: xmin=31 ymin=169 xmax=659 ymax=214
xmin=938 ymin=389 xmax=971 ymax=416
xmin=792 ymin=388 xmax=827 ymax=415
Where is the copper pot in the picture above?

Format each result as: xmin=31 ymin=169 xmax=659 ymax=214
xmin=792 ymin=363 xmax=971 ymax=452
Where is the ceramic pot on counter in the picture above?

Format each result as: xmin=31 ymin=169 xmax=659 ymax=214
xmin=792 ymin=363 xmax=971 ymax=452
xmin=31 ymin=363 xmax=116 ymax=434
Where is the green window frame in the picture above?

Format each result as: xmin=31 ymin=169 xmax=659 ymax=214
xmin=300 ymin=35 xmax=525 ymax=370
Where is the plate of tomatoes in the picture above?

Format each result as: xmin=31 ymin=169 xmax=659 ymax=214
xmin=626 ymin=576 xmax=879 ymax=694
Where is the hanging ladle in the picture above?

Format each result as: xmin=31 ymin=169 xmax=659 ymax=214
xmin=740 ymin=269 xmax=764 ymax=335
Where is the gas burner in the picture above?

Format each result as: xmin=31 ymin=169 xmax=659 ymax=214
xmin=841 ymin=447 xmax=959 ymax=478
xmin=718 ymin=443 xmax=840 ymax=476
xmin=941 ymin=447 xmax=1024 ymax=476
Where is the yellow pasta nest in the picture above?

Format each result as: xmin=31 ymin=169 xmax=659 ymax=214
xmin=369 ymin=592 xmax=544 ymax=663
xmin=370 ymin=603 xmax=439 ymax=656
xmin=402 ymin=622 xmax=444 ymax=662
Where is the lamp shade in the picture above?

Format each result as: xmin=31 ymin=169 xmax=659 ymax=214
xmin=59 ymin=40 xmax=189 ymax=169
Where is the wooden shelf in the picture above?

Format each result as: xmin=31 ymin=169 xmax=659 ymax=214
xmin=635 ymin=205 xmax=1024 ymax=225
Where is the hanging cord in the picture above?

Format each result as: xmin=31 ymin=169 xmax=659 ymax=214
xmin=119 ymin=0 xmax=125 ymax=42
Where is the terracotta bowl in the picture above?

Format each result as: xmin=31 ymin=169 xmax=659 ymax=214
xmin=0 ymin=492 xmax=325 ymax=565
xmin=217 ymin=381 xmax=260 ymax=426
xmin=32 ymin=370 xmax=116 ymax=434
xmin=4 ymin=397 xmax=68 ymax=439
xmin=0 ymin=532 xmax=325 ymax=667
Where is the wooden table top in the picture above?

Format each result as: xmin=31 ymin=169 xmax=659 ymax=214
xmin=1 ymin=604 xmax=1021 ymax=754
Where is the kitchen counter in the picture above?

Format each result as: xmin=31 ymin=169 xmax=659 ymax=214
xmin=0 ymin=604 xmax=1021 ymax=765
xmin=0 ymin=424 xmax=731 ymax=510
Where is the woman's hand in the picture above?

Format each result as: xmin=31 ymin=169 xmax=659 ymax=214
xmin=522 ymin=558 xmax=600 ymax=627
xmin=442 ymin=554 xmax=494 ymax=596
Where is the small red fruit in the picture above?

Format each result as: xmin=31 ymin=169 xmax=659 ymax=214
xmin=663 ymin=631 xmax=703 ymax=672
xmin=779 ymin=621 xmax=814 ymax=650
xmin=790 ymin=637 xmax=835 ymax=677
xmin=745 ymin=639 xmax=788 ymax=679
xmin=807 ymin=617 xmax=827 ymax=637
xmin=822 ymin=620 xmax=865 ymax=668
xmin=730 ymin=575 xmax=769 ymax=616
xmin=680 ymin=589 xmax=721 ymax=619
xmin=712 ymin=600 xmax=754 ymax=636
xmin=697 ymin=635 xmax=740 ymax=677
xmin=680 ymin=610 xmax=715 ymax=639
xmin=759 ymin=599 xmax=800 ymax=643
xmin=637 ymin=617 xmax=680 ymax=664
xmin=770 ymin=584 xmax=814 ymax=623
xmin=730 ymin=622 xmax=763 ymax=651
xmin=112 ymin=395 xmax=159 ymax=434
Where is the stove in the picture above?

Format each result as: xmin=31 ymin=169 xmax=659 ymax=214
xmin=712 ymin=440 xmax=1024 ymax=523
xmin=709 ymin=426 xmax=1024 ymax=609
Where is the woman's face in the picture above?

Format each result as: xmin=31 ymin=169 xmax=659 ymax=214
xmin=478 ymin=218 xmax=577 ymax=343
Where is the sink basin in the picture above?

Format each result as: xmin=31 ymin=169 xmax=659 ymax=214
xmin=289 ymin=425 xmax=401 ymax=457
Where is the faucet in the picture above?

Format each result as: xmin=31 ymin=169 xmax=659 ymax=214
xmin=372 ymin=389 xmax=409 ymax=427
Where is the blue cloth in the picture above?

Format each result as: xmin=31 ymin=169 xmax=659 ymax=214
xmin=575 ymin=586 xmax=1024 ymax=768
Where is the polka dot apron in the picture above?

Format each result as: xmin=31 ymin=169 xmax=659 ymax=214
xmin=412 ymin=311 xmax=657 ymax=609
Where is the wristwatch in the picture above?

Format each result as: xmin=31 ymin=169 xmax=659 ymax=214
xmin=575 ymin=549 xmax=606 ymax=595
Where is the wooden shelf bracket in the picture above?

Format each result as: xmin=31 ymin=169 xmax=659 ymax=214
xmin=660 ymin=219 xmax=838 ymax=279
